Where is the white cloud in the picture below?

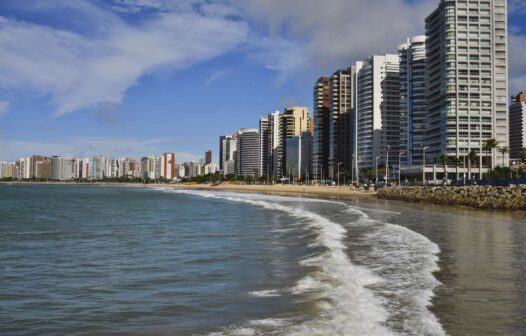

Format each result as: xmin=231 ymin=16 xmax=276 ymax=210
xmin=236 ymin=0 xmax=436 ymax=75
xmin=509 ymin=0 xmax=526 ymax=15
xmin=509 ymin=34 xmax=526 ymax=94
xmin=0 ymin=101 xmax=9 ymax=116
xmin=0 ymin=137 xmax=201 ymax=162
xmin=0 ymin=1 xmax=247 ymax=115
xmin=204 ymin=69 xmax=230 ymax=87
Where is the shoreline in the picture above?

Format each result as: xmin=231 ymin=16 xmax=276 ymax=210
xmin=0 ymin=181 xmax=376 ymax=199
xmin=3 ymin=181 xmax=526 ymax=214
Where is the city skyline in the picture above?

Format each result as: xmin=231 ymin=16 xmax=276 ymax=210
xmin=1 ymin=0 xmax=526 ymax=163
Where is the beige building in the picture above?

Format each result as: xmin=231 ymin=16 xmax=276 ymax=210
xmin=510 ymin=92 xmax=526 ymax=161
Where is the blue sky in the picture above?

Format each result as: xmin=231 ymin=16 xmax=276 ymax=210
xmin=1 ymin=0 xmax=525 ymax=163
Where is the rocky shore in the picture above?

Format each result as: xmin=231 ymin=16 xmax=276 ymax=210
xmin=377 ymin=185 xmax=526 ymax=210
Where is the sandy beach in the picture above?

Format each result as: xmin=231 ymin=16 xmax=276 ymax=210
xmin=166 ymin=183 xmax=377 ymax=199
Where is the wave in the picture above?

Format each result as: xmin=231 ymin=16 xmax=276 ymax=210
xmin=155 ymin=188 xmax=445 ymax=336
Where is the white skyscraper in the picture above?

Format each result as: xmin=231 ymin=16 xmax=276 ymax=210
xmin=92 ymin=155 xmax=108 ymax=179
xmin=399 ymin=36 xmax=427 ymax=167
xmin=425 ymin=0 xmax=508 ymax=174
xmin=236 ymin=128 xmax=260 ymax=177
xmin=354 ymin=54 xmax=400 ymax=169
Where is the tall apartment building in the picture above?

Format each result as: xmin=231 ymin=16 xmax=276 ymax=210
xmin=277 ymin=107 xmax=310 ymax=178
xmin=425 ymin=0 xmax=508 ymax=170
xmin=161 ymin=153 xmax=175 ymax=179
xmin=286 ymin=135 xmax=312 ymax=181
xmin=205 ymin=150 xmax=212 ymax=165
xmin=329 ymin=69 xmax=354 ymax=179
xmin=51 ymin=156 xmax=64 ymax=180
xmin=313 ymin=76 xmax=331 ymax=181
xmin=236 ymin=128 xmax=260 ymax=177
xmin=399 ymin=36 xmax=427 ymax=166
xmin=92 ymin=155 xmax=108 ymax=179
xmin=141 ymin=156 xmax=157 ymax=179
xmin=219 ymin=135 xmax=237 ymax=174
xmin=267 ymin=112 xmax=282 ymax=179
xmin=259 ymin=117 xmax=270 ymax=178
xmin=31 ymin=155 xmax=49 ymax=179
xmin=355 ymin=54 xmax=400 ymax=169
xmin=510 ymin=92 xmax=526 ymax=160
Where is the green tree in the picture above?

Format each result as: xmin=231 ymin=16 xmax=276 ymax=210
xmin=439 ymin=154 xmax=449 ymax=181
xmin=483 ymin=138 xmax=498 ymax=170
xmin=467 ymin=150 xmax=478 ymax=181
xmin=498 ymin=146 xmax=509 ymax=167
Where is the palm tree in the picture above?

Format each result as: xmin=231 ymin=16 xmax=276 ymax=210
xmin=467 ymin=150 xmax=478 ymax=181
xmin=483 ymin=138 xmax=498 ymax=171
xmin=439 ymin=154 xmax=449 ymax=182
xmin=499 ymin=146 xmax=509 ymax=167
xmin=452 ymin=157 xmax=463 ymax=181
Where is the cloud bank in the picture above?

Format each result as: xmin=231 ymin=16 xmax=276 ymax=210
xmin=0 ymin=1 xmax=247 ymax=115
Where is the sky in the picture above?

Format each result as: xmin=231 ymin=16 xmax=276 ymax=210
xmin=0 ymin=0 xmax=525 ymax=163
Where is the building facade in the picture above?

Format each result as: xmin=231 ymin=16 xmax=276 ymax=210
xmin=236 ymin=128 xmax=260 ymax=177
xmin=510 ymin=92 xmax=526 ymax=161
xmin=313 ymin=76 xmax=331 ymax=182
xmin=425 ymin=0 xmax=508 ymax=171
xmin=355 ymin=54 xmax=400 ymax=169
xmin=399 ymin=36 xmax=427 ymax=167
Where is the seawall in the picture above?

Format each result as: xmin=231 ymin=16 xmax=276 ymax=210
xmin=377 ymin=185 xmax=526 ymax=211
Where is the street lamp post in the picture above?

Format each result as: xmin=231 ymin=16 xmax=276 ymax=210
xmin=337 ymin=162 xmax=343 ymax=186
xmin=422 ymin=146 xmax=429 ymax=185
xmin=351 ymin=154 xmax=355 ymax=186
xmin=375 ymin=155 xmax=381 ymax=185
xmin=385 ymin=145 xmax=390 ymax=186
xmin=398 ymin=151 xmax=405 ymax=186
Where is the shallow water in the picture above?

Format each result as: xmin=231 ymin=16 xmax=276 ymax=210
xmin=0 ymin=184 xmax=525 ymax=335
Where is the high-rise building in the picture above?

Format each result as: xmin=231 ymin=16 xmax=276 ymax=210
xmin=313 ymin=76 xmax=331 ymax=182
xmin=92 ymin=155 xmax=108 ymax=179
xmin=78 ymin=159 xmax=89 ymax=179
xmin=111 ymin=157 xmax=124 ymax=178
xmin=286 ymin=135 xmax=312 ymax=181
xmin=277 ymin=107 xmax=310 ymax=178
xmin=141 ymin=156 xmax=157 ymax=179
xmin=205 ymin=150 xmax=212 ymax=165
xmin=425 ymin=0 xmax=508 ymax=172
xmin=399 ymin=36 xmax=427 ymax=167
xmin=161 ymin=153 xmax=175 ymax=179
xmin=51 ymin=156 xmax=64 ymax=180
xmin=329 ymin=69 xmax=354 ymax=179
xmin=236 ymin=128 xmax=260 ymax=177
xmin=267 ymin=112 xmax=282 ymax=179
xmin=259 ymin=117 xmax=270 ymax=178
xmin=18 ymin=158 xmax=31 ymax=179
xmin=510 ymin=92 xmax=526 ymax=161
xmin=0 ymin=162 xmax=6 ymax=178
xmin=220 ymin=135 xmax=237 ymax=174
xmin=355 ymin=55 xmax=400 ymax=169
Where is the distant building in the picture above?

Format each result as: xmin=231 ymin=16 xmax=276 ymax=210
xmin=141 ymin=156 xmax=157 ymax=179
xmin=161 ymin=153 xmax=175 ymax=179
xmin=399 ymin=36 xmax=427 ymax=167
xmin=220 ymin=135 xmax=237 ymax=174
xmin=259 ymin=117 xmax=270 ymax=178
xmin=79 ymin=159 xmax=90 ymax=179
xmin=92 ymin=155 xmax=108 ymax=179
xmin=510 ymin=92 xmax=526 ymax=161
xmin=223 ymin=160 xmax=236 ymax=175
xmin=236 ymin=128 xmax=260 ymax=177
xmin=354 ymin=54 xmax=400 ymax=169
xmin=313 ymin=76 xmax=331 ymax=182
xmin=51 ymin=156 xmax=64 ymax=180
xmin=286 ymin=135 xmax=312 ymax=181
xmin=205 ymin=150 xmax=212 ymax=165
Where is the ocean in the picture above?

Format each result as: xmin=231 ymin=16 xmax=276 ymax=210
xmin=1 ymin=184 xmax=525 ymax=335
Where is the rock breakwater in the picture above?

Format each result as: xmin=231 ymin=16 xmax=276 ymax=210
xmin=377 ymin=185 xmax=526 ymax=210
